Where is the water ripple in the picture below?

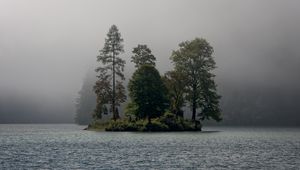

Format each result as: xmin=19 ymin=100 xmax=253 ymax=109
xmin=0 ymin=125 xmax=299 ymax=169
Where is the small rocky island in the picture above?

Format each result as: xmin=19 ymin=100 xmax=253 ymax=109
xmin=87 ymin=25 xmax=222 ymax=132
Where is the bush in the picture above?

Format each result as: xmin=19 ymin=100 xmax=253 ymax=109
xmin=143 ymin=118 xmax=169 ymax=131
xmin=105 ymin=118 xmax=169 ymax=132
xmin=105 ymin=119 xmax=147 ymax=131
xmin=90 ymin=112 xmax=202 ymax=132
xmin=181 ymin=120 xmax=196 ymax=131
xmin=105 ymin=119 xmax=135 ymax=131
xmin=158 ymin=112 xmax=182 ymax=131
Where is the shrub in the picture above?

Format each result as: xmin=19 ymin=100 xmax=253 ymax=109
xmin=105 ymin=119 xmax=147 ymax=131
xmin=181 ymin=119 xmax=196 ymax=131
xmin=143 ymin=118 xmax=169 ymax=131
xmin=106 ymin=119 xmax=132 ymax=131
xmin=158 ymin=112 xmax=184 ymax=131
xmin=94 ymin=112 xmax=201 ymax=131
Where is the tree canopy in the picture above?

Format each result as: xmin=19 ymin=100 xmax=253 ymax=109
xmin=171 ymin=38 xmax=222 ymax=122
xmin=128 ymin=65 xmax=169 ymax=122
xmin=88 ymin=31 xmax=222 ymax=131
xmin=163 ymin=70 xmax=186 ymax=117
xmin=131 ymin=44 xmax=156 ymax=68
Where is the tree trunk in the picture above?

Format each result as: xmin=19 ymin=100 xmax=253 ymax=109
xmin=195 ymin=120 xmax=202 ymax=131
xmin=192 ymin=102 xmax=196 ymax=121
xmin=192 ymin=84 xmax=197 ymax=121
xmin=192 ymin=85 xmax=197 ymax=121
xmin=112 ymin=50 xmax=116 ymax=121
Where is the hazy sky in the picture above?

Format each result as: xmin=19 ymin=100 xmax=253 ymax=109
xmin=1 ymin=0 xmax=300 ymax=115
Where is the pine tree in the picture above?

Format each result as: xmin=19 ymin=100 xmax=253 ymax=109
xmin=95 ymin=25 xmax=126 ymax=120
xmin=131 ymin=44 xmax=156 ymax=68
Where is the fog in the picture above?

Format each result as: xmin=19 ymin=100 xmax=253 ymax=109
xmin=1 ymin=0 xmax=300 ymax=124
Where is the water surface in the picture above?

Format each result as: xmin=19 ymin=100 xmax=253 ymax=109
xmin=0 ymin=124 xmax=299 ymax=169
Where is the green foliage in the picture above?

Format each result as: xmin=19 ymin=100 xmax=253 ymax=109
xmin=95 ymin=25 xmax=126 ymax=120
xmin=128 ymin=65 xmax=169 ymax=120
xmin=125 ymin=101 xmax=139 ymax=119
xmin=93 ymin=72 xmax=111 ymax=119
xmin=163 ymin=70 xmax=186 ymax=117
xmin=106 ymin=119 xmax=134 ymax=131
xmin=105 ymin=119 xmax=146 ymax=131
xmin=199 ymin=71 xmax=222 ymax=122
xmin=102 ymin=112 xmax=199 ymax=132
xmin=97 ymin=25 xmax=125 ymax=74
xmin=96 ymin=25 xmax=125 ymax=80
xmin=158 ymin=112 xmax=184 ymax=130
xmin=131 ymin=44 xmax=156 ymax=68
xmin=171 ymin=38 xmax=222 ymax=122
xmin=158 ymin=112 xmax=196 ymax=131
xmin=89 ymin=33 xmax=222 ymax=131
xmin=144 ymin=119 xmax=169 ymax=131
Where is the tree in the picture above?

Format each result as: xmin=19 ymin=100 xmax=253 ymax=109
xmin=93 ymin=72 xmax=111 ymax=119
xmin=74 ymin=74 xmax=96 ymax=125
xmin=95 ymin=25 xmax=126 ymax=120
xmin=128 ymin=65 xmax=169 ymax=123
xmin=163 ymin=70 xmax=185 ymax=117
xmin=199 ymin=71 xmax=222 ymax=122
xmin=171 ymin=38 xmax=222 ymax=123
xmin=131 ymin=44 xmax=156 ymax=68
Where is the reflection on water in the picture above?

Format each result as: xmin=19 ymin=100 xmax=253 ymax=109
xmin=0 ymin=124 xmax=299 ymax=169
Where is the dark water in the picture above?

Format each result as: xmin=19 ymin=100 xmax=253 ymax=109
xmin=0 ymin=124 xmax=299 ymax=169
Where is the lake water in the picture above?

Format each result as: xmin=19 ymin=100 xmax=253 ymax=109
xmin=0 ymin=124 xmax=299 ymax=169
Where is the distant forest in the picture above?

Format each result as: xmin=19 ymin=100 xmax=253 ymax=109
xmin=75 ymin=73 xmax=300 ymax=126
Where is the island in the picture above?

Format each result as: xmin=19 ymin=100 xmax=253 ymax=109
xmin=87 ymin=25 xmax=222 ymax=132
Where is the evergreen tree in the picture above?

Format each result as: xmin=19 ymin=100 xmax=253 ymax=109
xmin=131 ymin=44 xmax=156 ymax=68
xmin=171 ymin=38 xmax=222 ymax=123
xmin=95 ymin=25 xmax=126 ymax=120
xmin=75 ymin=74 xmax=96 ymax=125
xmin=128 ymin=65 xmax=169 ymax=123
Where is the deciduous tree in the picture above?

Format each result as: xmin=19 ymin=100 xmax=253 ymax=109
xmin=171 ymin=38 xmax=222 ymax=124
xmin=163 ymin=70 xmax=185 ymax=117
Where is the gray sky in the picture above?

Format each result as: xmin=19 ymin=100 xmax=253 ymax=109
xmin=1 ymin=0 xmax=300 ymax=116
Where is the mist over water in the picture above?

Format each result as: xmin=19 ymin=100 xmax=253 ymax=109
xmin=0 ymin=0 xmax=300 ymax=124
xmin=1 ymin=1 xmax=300 ymax=169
